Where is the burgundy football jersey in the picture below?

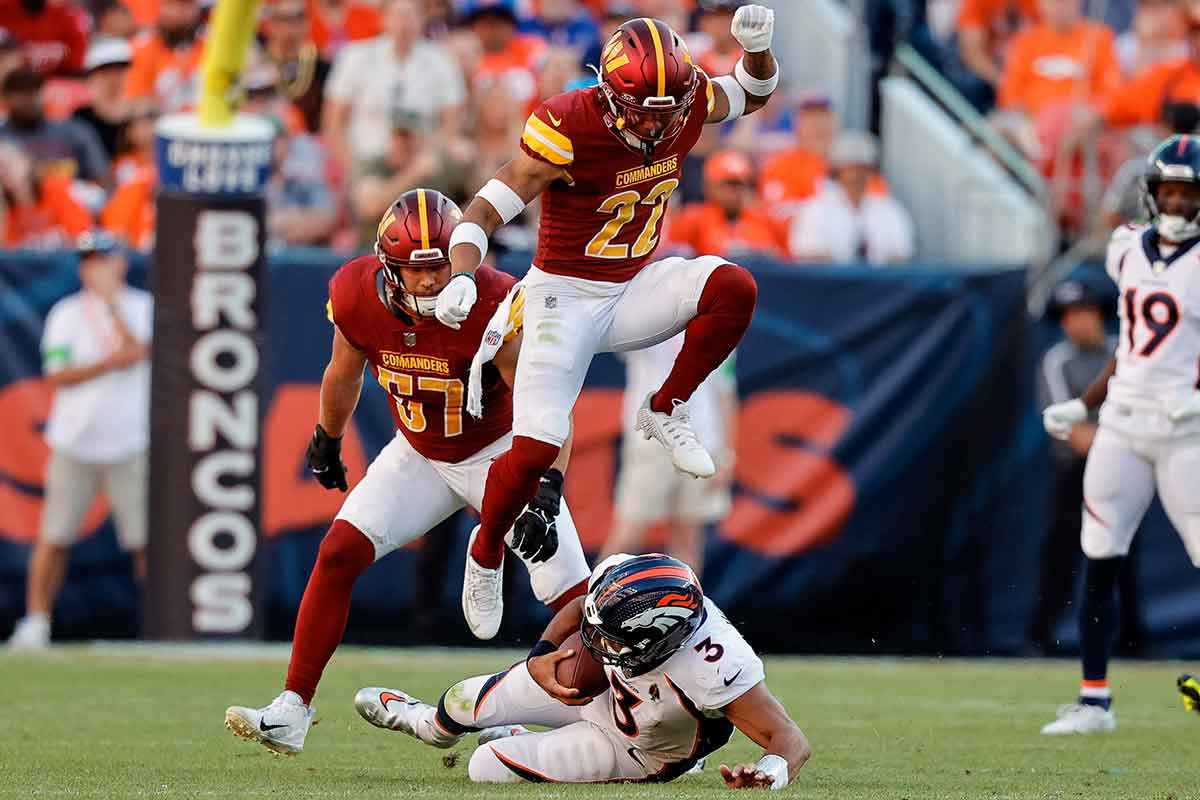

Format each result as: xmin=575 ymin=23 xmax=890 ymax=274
xmin=519 ymin=76 xmax=714 ymax=283
xmin=327 ymin=258 xmax=518 ymax=463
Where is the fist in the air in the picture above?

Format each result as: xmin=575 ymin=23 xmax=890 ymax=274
xmin=731 ymin=4 xmax=774 ymax=53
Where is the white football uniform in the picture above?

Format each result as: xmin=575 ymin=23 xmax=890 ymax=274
xmin=437 ymin=596 xmax=764 ymax=783
xmin=1082 ymin=224 xmax=1200 ymax=565
xmin=336 ymin=430 xmax=590 ymax=605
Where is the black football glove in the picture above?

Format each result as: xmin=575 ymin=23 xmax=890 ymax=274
xmin=306 ymin=424 xmax=348 ymax=492
xmin=510 ymin=468 xmax=563 ymax=563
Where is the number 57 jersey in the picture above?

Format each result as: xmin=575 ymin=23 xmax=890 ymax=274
xmin=1105 ymin=224 xmax=1200 ymax=414
xmin=327 ymin=258 xmax=519 ymax=463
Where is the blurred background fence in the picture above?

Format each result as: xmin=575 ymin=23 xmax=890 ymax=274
xmin=3 ymin=249 xmax=1198 ymax=657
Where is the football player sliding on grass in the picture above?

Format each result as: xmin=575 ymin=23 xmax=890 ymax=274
xmin=355 ymin=553 xmax=811 ymax=788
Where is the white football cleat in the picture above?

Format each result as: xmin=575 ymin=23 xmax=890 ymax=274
xmin=225 ymin=691 xmax=314 ymax=755
xmin=7 ymin=614 xmax=50 ymax=649
xmin=354 ymin=687 xmax=461 ymax=748
xmin=478 ymin=724 xmax=531 ymax=744
xmin=1040 ymin=703 xmax=1116 ymax=735
xmin=462 ymin=525 xmax=504 ymax=640
xmin=636 ymin=393 xmax=716 ymax=478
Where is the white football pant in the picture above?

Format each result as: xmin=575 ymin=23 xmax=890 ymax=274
xmin=335 ymin=431 xmax=589 ymax=604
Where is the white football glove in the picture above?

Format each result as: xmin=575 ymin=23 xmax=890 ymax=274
xmin=731 ymin=4 xmax=775 ymax=53
xmin=1168 ymin=391 xmax=1200 ymax=422
xmin=1043 ymin=398 xmax=1087 ymax=440
xmin=435 ymin=273 xmax=477 ymax=329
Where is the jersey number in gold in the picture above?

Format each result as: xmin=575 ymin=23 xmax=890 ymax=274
xmin=376 ymin=368 xmax=464 ymax=437
xmin=585 ymin=178 xmax=679 ymax=260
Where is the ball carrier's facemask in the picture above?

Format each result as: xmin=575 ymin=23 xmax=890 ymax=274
xmin=1142 ymin=134 xmax=1200 ymax=243
xmin=593 ymin=18 xmax=699 ymax=166
xmin=581 ymin=553 xmax=706 ymax=677
xmin=374 ymin=188 xmax=463 ymax=320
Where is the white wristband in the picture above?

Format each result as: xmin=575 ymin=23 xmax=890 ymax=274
xmin=476 ymin=178 xmax=527 ymax=224
xmin=735 ymin=56 xmax=779 ymax=97
xmin=755 ymin=754 xmax=789 ymax=790
xmin=449 ymin=221 xmax=489 ymax=262
xmin=713 ymin=74 xmax=746 ymax=122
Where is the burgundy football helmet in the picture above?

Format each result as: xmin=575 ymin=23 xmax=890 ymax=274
xmin=596 ymin=17 xmax=699 ymax=161
xmin=375 ymin=188 xmax=463 ymax=317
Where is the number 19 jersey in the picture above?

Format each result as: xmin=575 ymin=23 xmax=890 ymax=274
xmin=520 ymin=79 xmax=713 ymax=284
xmin=1105 ymin=224 xmax=1200 ymax=411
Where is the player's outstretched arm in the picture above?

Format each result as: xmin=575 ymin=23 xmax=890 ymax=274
xmin=719 ymin=681 xmax=811 ymax=790
xmin=307 ymin=326 xmax=367 ymax=492
xmin=436 ymin=153 xmax=568 ymax=329
xmin=706 ymin=4 xmax=778 ymax=124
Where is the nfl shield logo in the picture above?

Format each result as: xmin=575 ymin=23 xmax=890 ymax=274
xmin=404 ymin=332 xmax=416 ymax=346
xmin=545 ymin=296 xmax=557 ymax=309
xmin=485 ymin=330 xmax=502 ymax=347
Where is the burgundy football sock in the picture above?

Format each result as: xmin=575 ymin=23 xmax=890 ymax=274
xmin=651 ymin=264 xmax=757 ymax=414
xmin=284 ymin=520 xmax=376 ymax=704
xmin=548 ymin=578 xmax=589 ymax=612
xmin=471 ymin=436 xmax=559 ymax=569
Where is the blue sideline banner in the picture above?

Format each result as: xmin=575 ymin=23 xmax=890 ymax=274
xmin=2 ymin=251 xmax=1199 ymax=656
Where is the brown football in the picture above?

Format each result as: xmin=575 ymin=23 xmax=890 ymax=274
xmin=554 ymin=631 xmax=610 ymax=698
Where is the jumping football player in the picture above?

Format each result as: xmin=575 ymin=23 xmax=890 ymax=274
xmin=224 ymin=190 xmax=590 ymax=755
xmin=1041 ymin=134 xmax=1200 ymax=734
xmin=435 ymin=6 xmax=778 ymax=639
xmin=355 ymin=552 xmax=811 ymax=788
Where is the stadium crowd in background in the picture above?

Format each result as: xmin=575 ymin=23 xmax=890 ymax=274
xmin=0 ymin=0 xmax=917 ymax=263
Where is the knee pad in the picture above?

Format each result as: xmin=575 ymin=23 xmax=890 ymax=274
xmin=316 ymin=520 xmax=376 ymax=575
xmin=468 ymin=745 xmax=520 ymax=783
xmin=702 ymin=263 xmax=758 ymax=313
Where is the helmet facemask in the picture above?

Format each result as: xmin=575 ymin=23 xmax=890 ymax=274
xmin=376 ymin=243 xmax=450 ymax=317
xmin=1145 ymin=172 xmax=1200 ymax=243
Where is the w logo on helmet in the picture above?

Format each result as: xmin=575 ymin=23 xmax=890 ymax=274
xmin=620 ymin=605 xmax=694 ymax=633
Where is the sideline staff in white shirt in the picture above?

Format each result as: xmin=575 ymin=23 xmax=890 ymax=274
xmin=7 ymin=231 xmax=152 ymax=649
xmin=789 ymin=130 xmax=915 ymax=265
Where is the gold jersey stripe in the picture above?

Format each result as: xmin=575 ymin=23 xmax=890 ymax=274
xmin=326 ymin=298 xmax=334 ymax=323
xmin=504 ymin=287 xmax=525 ymax=341
xmin=526 ymin=114 xmax=573 ymax=152
xmin=706 ymin=75 xmax=714 ymax=114
xmin=416 ymin=188 xmax=430 ymax=250
xmin=643 ymin=17 xmax=666 ymax=97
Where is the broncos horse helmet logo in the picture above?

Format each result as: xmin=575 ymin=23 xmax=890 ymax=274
xmin=619 ymin=605 xmax=695 ymax=634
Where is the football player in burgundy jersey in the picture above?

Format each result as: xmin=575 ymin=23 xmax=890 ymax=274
xmin=224 ymin=189 xmax=590 ymax=756
xmin=432 ymin=6 xmax=780 ymax=640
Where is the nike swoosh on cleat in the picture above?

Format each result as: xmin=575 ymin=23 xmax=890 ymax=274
xmin=379 ymin=691 xmax=412 ymax=707
xmin=722 ymin=670 xmax=742 ymax=687
xmin=259 ymin=719 xmax=289 ymax=732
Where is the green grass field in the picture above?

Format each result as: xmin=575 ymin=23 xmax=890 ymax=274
xmin=0 ymin=646 xmax=1195 ymax=799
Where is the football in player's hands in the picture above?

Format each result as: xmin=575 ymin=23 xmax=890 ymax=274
xmin=554 ymin=631 xmax=609 ymax=699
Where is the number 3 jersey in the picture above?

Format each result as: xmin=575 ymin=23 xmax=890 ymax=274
xmin=520 ymin=77 xmax=714 ymax=284
xmin=581 ymin=597 xmax=765 ymax=779
xmin=1105 ymin=223 xmax=1200 ymax=413
xmin=327 ymin=258 xmax=520 ymax=463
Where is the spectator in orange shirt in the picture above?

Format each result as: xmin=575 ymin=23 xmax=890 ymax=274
xmin=758 ymin=93 xmax=838 ymax=224
xmin=1102 ymin=9 xmax=1200 ymax=128
xmin=0 ymin=0 xmax=88 ymax=77
xmin=1116 ymin=0 xmax=1186 ymax=77
xmin=0 ymin=142 xmax=92 ymax=247
xmin=463 ymin=0 xmax=546 ymax=112
xmin=100 ymin=164 xmax=153 ymax=250
xmin=124 ymin=0 xmax=204 ymax=112
xmin=307 ymin=0 xmax=383 ymax=59
xmin=955 ymin=0 xmax=1040 ymax=109
xmin=667 ymin=149 xmax=785 ymax=260
xmin=997 ymin=0 xmax=1120 ymax=118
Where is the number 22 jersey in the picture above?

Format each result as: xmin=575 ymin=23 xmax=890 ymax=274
xmin=1105 ymin=223 xmax=1200 ymax=412
xmin=520 ymin=77 xmax=715 ymax=284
